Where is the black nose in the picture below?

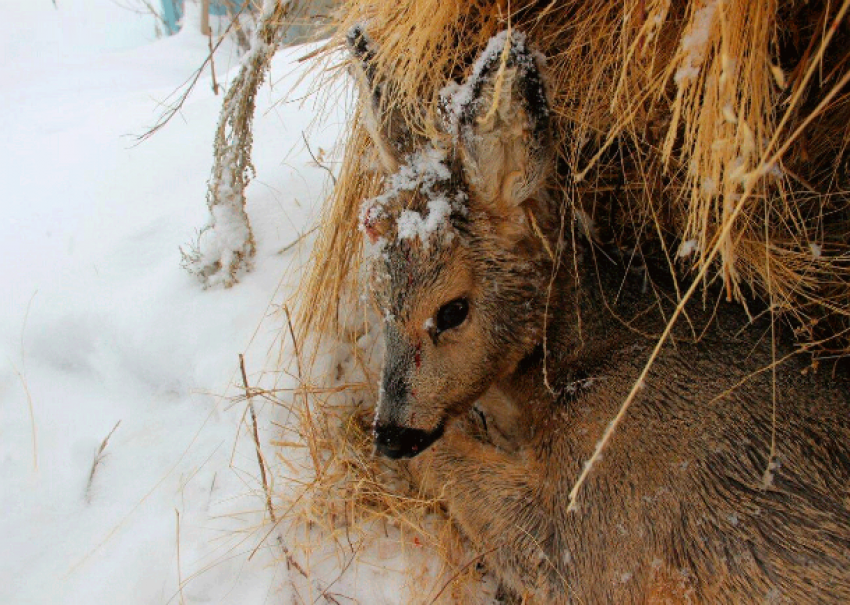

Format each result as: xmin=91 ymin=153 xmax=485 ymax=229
xmin=374 ymin=422 xmax=445 ymax=459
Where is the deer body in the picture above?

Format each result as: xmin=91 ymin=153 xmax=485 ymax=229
xmin=348 ymin=28 xmax=850 ymax=603
xmin=414 ymin=277 xmax=850 ymax=603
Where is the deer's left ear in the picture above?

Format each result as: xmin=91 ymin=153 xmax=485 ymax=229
xmin=453 ymin=31 xmax=553 ymax=237
xmin=347 ymin=26 xmax=414 ymax=175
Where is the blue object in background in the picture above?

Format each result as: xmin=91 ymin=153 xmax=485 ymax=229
xmin=160 ymin=1 xmax=255 ymax=35
xmin=161 ymin=0 xmax=181 ymax=35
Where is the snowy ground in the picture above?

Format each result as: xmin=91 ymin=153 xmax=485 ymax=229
xmin=0 ymin=3 xmax=350 ymax=603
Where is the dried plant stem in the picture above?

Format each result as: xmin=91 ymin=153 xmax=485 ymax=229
xmin=762 ymin=190 xmax=779 ymax=490
xmin=277 ymin=225 xmax=318 ymax=255
xmin=207 ymin=27 xmax=220 ymax=95
xmin=85 ymin=421 xmax=121 ymax=504
xmin=12 ymin=366 xmax=37 ymax=472
xmin=239 ymin=354 xmax=276 ymax=523
xmin=302 ymin=131 xmax=337 ymax=186
xmin=428 ymin=544 xmax=501 ymax=604
xmin=568 ymin=11 xmax=850 ymax=510
xmin=240 ymin=354 xmax=342 ymax=604
xmin=285 ymin=304 xmax=321 ymax=474
xmin=175 ymin=509 xmax=186 ymax=605
xmin=18 ymin=290 xmax=38 ymax=471
xmin=137 ymin=11 xmax=242 ymax=143
xmin=200 ymin=0 xmax=211 ymax=36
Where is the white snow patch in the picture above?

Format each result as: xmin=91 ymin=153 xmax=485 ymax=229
xmin=722 ymin=102 xmax=738 ymax=123
xmin=397 ymin=198 xmax=454 ymax=246
xmin=674 ymin=1 xmax=719 ymax=85
xmin=439 ymin=30 xmax=538 ymax=133
xmin=678 ymin=239 xmax=700 ymax=259
xmin=0 ymin=6 xmax=443 ymax=604
xmin=360 ymin=146 xmax=459 ymax=246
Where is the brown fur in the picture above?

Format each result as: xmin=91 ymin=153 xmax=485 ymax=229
xmin=350 ymin=29 xmax=850 ymax=603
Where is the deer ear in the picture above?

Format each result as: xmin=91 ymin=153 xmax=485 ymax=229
xmin=347 ymin=26 xmax=413 ymax=175
xmin=454 ymin=31 xmax=553 ymax=232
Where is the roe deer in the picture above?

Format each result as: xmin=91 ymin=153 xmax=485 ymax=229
xmin=348 ymin=28 xmax=850 ymax=603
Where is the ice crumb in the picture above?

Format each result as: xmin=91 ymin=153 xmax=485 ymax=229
xmin=564 ymin=377 xmax=595 ymax=395
xmin=575 ymin=208 xmax=598 ymax=241
xmin=440 ymin=30 xmax=540 ymax=135
xmin=729 ymin=155 xmax=748 ymax=181
xmin=722 ymin=103 xmax=737 ymax=124
xmin=761 ymin=161 xmax=783 ymax=181
xmin=677 ymin=239 xmax=699 ymax=259
xmin=262 ymin=0 xmax=278 ymax=17
xmin=674 ymin=1 xmax=718 ymax=86
xmin=362 ymin=235 xmax=387 ymax=259
xmin=810 ymin=243 xmax=822 ymax=258
xmin=396 ymin=198 xmax=454 ymax=247
xmin=761 ymin=456 xmax=780 ymax=489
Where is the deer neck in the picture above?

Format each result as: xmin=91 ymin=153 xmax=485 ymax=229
xmin=497 ymin=246 xmax=641 ymax=407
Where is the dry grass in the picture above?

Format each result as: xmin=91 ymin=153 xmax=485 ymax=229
xmin=299 ymin=0 xmax=850 ymax=355
xmin=262 ymin=1 xmax=850 ymax=599
xmin=254 ymin=305 xmax=500 ymax=603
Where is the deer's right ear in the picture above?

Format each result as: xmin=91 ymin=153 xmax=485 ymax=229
xmin=453 ymin=31 xmax=553 ymax=243
xmin=347 ymin=26 xmax=411 ymax=175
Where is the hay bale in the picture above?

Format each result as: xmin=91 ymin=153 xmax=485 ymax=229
xmin=300 ymin=0 xmax=850 ymax=355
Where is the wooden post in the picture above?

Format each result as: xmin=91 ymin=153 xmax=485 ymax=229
xmin=201 ymin=0 xmax=211 ymax=36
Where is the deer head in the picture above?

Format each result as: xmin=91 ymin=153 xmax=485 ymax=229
xmin=348 ymin=28 xmax=556 ymax=458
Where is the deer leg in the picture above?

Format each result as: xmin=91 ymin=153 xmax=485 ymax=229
xmin=409 ymin=419 xmax=569 ymax=603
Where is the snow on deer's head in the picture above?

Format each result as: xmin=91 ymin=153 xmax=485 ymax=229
xmin=348 ymin=27 xmax=556 ymax=458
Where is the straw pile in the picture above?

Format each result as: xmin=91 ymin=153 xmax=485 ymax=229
xmin=300 ymin=0 xmax=850 ymax=356
xmin=273 ymin=1 xmax=849 ymax=599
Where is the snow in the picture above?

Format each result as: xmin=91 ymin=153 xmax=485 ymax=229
xmin=0 ymin=3 xmax=341 ymax=604
xmin=701 ymin=176 xmax=718 ymax=196
xmin=674 ymin=0 xmax=718 ymax=85
xmin=439 ymin=30 xmax=541 ymax=134
xmin=360 ymin=145 xmax=459 ymax=247
xmin=1 ymin=4 xmax=497 ymax=603
xmin=396 ymin=199 xmax=454 ymax=246
xmin=192 ymin=172 xmax=256 ymax=286
xmin=677 ymin=239 xmax=700 ymax=259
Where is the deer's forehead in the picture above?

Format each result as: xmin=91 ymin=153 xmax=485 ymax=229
xmin=359 ymin=143 xmax=471 ymax=240
xmin=374 ymin=239 xmax=474 ymax=320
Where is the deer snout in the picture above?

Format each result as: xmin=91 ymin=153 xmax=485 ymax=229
xmin=374 ymin=422 xmax=445 ymax=459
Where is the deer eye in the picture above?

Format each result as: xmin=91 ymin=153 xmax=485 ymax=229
xmin=435 ymin=298 xmax=469 ymax=333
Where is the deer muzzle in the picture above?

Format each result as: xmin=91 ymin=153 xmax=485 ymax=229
xmin=373 ymin=421 xmax=445 ymax=459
